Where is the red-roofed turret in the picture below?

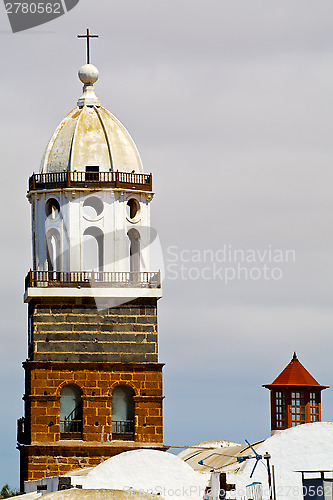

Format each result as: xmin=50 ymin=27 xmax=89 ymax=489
xmin=263 ymin=353 xmax=328 ymax=433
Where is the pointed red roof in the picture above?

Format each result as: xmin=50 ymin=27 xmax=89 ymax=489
xmin=263 ymin=353 xmax=328 ymax=389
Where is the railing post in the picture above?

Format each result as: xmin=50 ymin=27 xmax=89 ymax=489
xmin=25 ymin=269 xmax=161 ymax=290
xmin=27 ymin=170 xmax=153 ymax=192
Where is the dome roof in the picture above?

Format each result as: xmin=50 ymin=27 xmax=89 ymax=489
xmin=40 ymin=64 xmax=143 ymax=174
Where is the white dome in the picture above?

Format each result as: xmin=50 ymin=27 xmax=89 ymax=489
xmin=40 ymin=67 xmax=143 ymax=174
xmin=83 ymin=449 xmax=210 ymax=500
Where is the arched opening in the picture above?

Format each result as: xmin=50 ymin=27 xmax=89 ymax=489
xmin=83 ymin=227 xmax=104 ymax=272
xmin=128 ymin=228 xmax=140 ymax=275
xmin=46 ymin=229 xmax=60 ymax=272
xmin=83 ymin=196 xmax=104 ymax=218
xmin=45 ymin=198 xmax=60 ymax=220
xmin=126 ymin=198 xmax=140 ymax=220
xmin=112 ymin=385 xmax=135 ymax=440
xmin=60 ymin=384 xmax=83 ymax=439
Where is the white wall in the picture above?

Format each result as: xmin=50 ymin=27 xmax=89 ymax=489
xmin=30 ymin=189 xmax=153 ymax=274
xmin=227 ymin=422 xmax=333 ymax=500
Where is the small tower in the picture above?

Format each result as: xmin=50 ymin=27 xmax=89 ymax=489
xmin=18 ymin=40 xmax=165 ymax=490
xmin=263 ymin=353 xmax=328 ymax=433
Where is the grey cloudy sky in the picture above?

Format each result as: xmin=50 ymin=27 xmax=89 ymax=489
xmin=1 ymin=0 xmax=333 ymax=489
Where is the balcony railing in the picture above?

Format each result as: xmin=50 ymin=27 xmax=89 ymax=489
xmin=17 ymin=417 xmax=29 ymax=444
xmin=112 ymin=420 xmax=135 ymax=440
xmin=28 ymin=171 xmax=152 ymax=192
xmin=60 ymin=420 xmax=83 ymax=440
xmin=60 ymin=401 xmax=83 ymax=440
xmin=25 ymin=270 xmax=161 ymax=290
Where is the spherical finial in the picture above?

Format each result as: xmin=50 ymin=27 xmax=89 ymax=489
xmin=78 ymin=64 xmax=99 ymax=85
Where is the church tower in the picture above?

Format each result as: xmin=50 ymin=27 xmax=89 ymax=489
xmin=263 ymin=353 xmax=328 ymax=433
xmin=18 ymin=34 xmax=165 ymax=490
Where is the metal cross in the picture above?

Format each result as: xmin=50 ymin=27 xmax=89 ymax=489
xmin=77 ymin=28 xmax=99 ymax=65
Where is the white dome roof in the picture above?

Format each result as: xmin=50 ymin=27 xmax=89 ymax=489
xmin=40 ymin=65 xmax=143 ymax=174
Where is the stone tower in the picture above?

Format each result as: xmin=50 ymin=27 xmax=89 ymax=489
xmin=263 ymin=353 xmax=328 ymax=433
xmin=17 ymin=53 xmax=165 ymax=491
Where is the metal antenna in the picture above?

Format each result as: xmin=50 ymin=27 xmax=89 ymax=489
xmin=236 ymin=439 xmax=263 ymax=478
xmin=245 ymin=439 xmax=263 ymax=478
xmin=77 ymin=28 xmax=99 ymax=64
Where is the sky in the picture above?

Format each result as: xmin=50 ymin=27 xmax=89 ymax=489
xmin=1 ymin=0 xmax=333 ymax=489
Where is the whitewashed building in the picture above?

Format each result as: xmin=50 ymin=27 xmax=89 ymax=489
xmin=180 ymin=423 xmax=333 ymax=500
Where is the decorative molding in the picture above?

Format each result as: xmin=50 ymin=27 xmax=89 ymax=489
xmin=134 ymin=395 xmax=164 ymax=403
xmin=82 ymin=395 xmax=112 ymax=402
xmin=26 ymin=395 xmax=60 ymax=402
xmin=23 ymin=361 xmax=165 ymax=371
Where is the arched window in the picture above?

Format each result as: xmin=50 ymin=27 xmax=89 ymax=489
xmin=112 ymin=385 xmax=135 ymax=440
xmin=128 ymin=228 xmax=140 ymax=274
xmin=46 ymin=229 xmax=60 ymax=272
xmin=45 ymin=198 xmax=60 ymax=220
xmin=126 ymin=199 xmax=140 ymax=220
xmin=83 ymin=227 xmax=104 ymax=272
xmin=60 ymin=384 xmax=83 ymax=439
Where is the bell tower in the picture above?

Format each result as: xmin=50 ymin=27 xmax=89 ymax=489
xmin=263 ymin=353 xmax=328 ymax=433
xmin=18 ymin=37 xmax=165 ymax=491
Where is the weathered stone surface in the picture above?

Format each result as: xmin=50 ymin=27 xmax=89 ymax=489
xmin=29 ymin=298 xmax=158 ymax=363
xmin=22 ymin=297 xmax=163 ymax=486
xmin=37 ymin=341 xmax=156 ymax=354
xmin=34 ymin=333 xmax=154 ymax=343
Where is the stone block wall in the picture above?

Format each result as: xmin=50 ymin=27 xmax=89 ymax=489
xmin=28 ymin=298 xmax=158 ymax=362
xmin=21 ymin=296 xmax=165 ymax=488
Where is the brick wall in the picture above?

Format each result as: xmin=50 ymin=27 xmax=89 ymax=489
xmin=21 ymin=361 xmax=165 ymax=484
xmin=20 ymin=441 xmax=167 ymax=486
xmin=24 ymin=361 xmax=164 ymax=444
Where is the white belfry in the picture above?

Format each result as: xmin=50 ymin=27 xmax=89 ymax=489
xmin=28 ymin=64 xmax=156 ymax=284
